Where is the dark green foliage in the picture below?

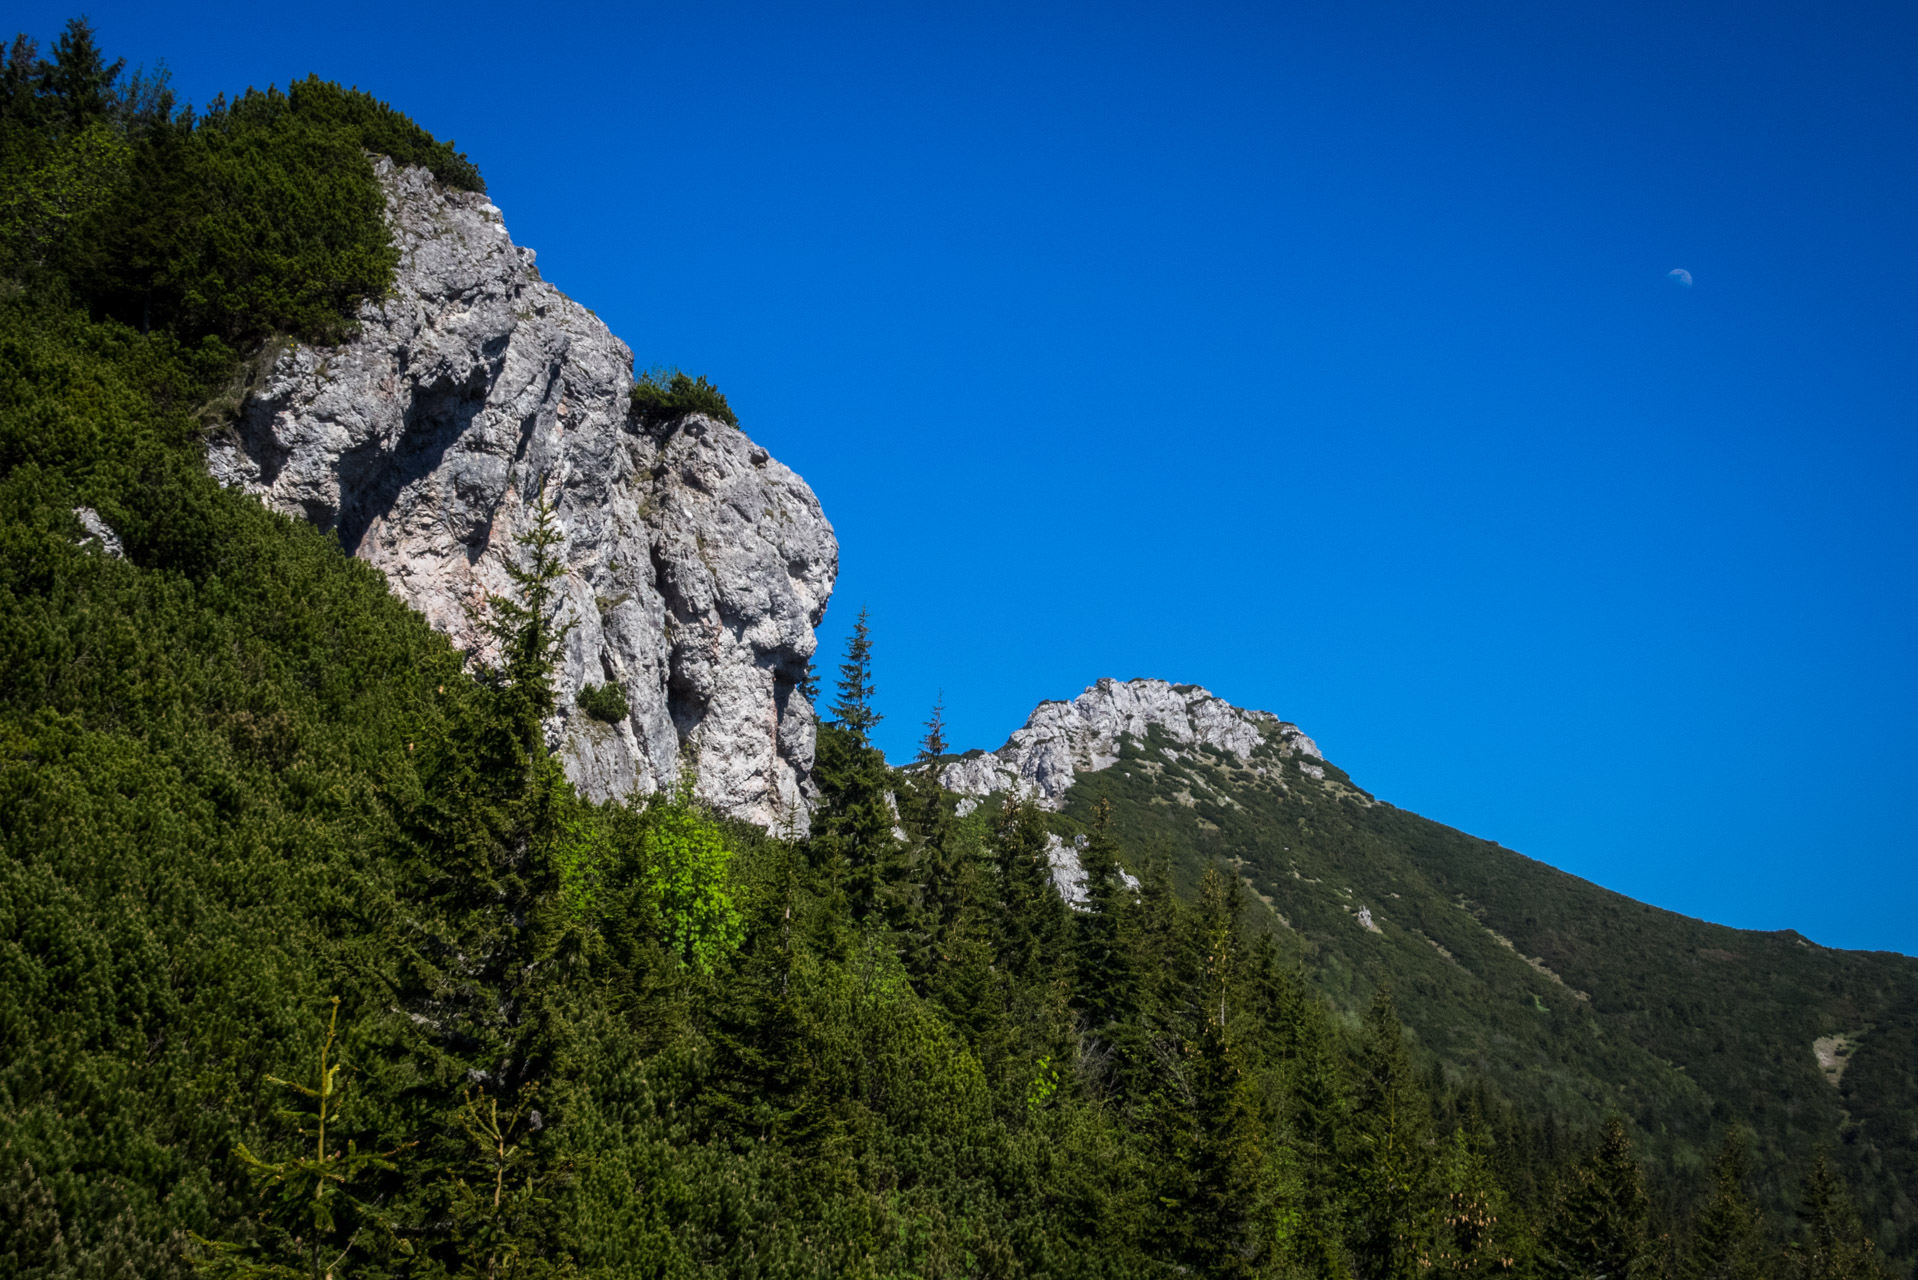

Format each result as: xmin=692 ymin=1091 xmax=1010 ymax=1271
xmin=188 ymin=999 xmax=412 ymax=1279
xmin=1348 ymin=985 xmax=1440 ymax=1280
xmin=1685 ymin=1132 xmax=1775 ymax=1280
xmin=4 ymin=21 xmax=484 ymax=350
xmin=810 ymin=611 xmax=902 ymax=923
xmin=1435 ymin=1115 xmax=1527 ymax=1277
xmin=828 ymin=604 xmax=881 ymax=737
xmin=1836 ymin=1002 xmax=1918 ymax=1265
xmin=1158 ymin=871 xmax=1270 ymax=1278
xmin=1075 ymin=799 xmax=1143 ymax=1041
xmin=573 ymin=680 xmax=628 ymax=725
xmin=264 ymin=75 xmax=484 ymax=192
xmin=990 ymin=794 xmax=1071 ymax=987
xmin=1541 ymin=1118 xmax=1653 ymax=1280
xmin=1786 ymin=1152 xmax=1885 ymax=1280
xmin=627 ymin=367 xmax=736 ymax=431
xmin=484 ymin=482 xmax=572 ymax=726
xmin=896 ymin=697 xmax=968 ymax=984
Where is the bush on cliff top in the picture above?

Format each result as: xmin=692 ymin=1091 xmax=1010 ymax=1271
xmin=629 ymin=367 xmax=737 ymax=430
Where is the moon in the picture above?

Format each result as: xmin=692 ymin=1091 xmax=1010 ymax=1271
xmin=1667 ymin=268 xmax=1693 ymax=287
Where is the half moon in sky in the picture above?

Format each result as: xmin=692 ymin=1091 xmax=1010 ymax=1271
xmin=1668 ymin=268 xmax=1693 ymax=287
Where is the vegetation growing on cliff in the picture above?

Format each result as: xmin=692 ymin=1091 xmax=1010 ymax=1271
xmin=629 ymin=368 xmax=738 ymax=430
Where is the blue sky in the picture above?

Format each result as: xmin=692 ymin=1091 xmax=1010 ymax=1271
xmin=26 ymin=1 xmax=1915 ymax=953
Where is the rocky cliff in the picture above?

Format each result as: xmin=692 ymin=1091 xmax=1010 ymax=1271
xmin=207 ymin=159 xmax=837 ymax=831
xmin=940 ymin=677 xmax=1323 ymax=807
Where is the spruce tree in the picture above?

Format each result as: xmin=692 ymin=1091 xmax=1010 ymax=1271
xmin=1162 ymin=869 xmax=1268 ymax=1278
xmin=992 ymin=795 xmax=1069 ymax=987
xmin=1132 ymin=851 xmax=1183 ymax=1020
xmin=1785 ymin=1151 xmax=1882 ymax=1280
xmin=829 ymin=606 xmax=881 ymax=737
xmin=41 ymin=18 xmax=123 ymax=132
xmin=1435 ymin=1113 xmax=1524 ymax=1277
xmin=485 ymin=482 xmax=574 ymax=734
xmin=898 ymin=695 xmax=959 ymax=980
xmin=1542 ymin=1117 xmax=1652 ymax=1280
xmin=809 ymin=608 xmax=900 ymax=921
xmin=1073 ymin=798 xmax=1142 ymax=1044
xmin=1253 ymin=947 xmax=1352 ymax=1275
xmin=188 ymin=1000 xmax=410 ymax=1279
xmin=1348 ymin=985 xmax=1439 ymax=1280
xmin=1685 ymin=1131 xmax=1773 ymax=1280
xmin=387 ymin=483 xmax=582 ymax=1275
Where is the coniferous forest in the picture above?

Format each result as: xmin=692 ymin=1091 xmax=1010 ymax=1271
xmin=0 ymin=21 xmax=1910 ymax=1280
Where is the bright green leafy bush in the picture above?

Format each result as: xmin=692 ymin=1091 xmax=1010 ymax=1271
xmin=639 ymin=785 xmax=745 ymax=972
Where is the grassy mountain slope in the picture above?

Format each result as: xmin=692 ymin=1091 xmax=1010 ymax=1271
xmin=1045 ymin=719 xmax=1918 ymax=1264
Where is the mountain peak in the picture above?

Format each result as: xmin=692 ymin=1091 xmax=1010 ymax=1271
xmin=941 ymin=676 xmax=1322 ymax=808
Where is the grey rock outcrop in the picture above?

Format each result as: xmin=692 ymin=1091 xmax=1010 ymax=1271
xmin=1044 ymin=832 xmax=1142 ymax=910
xmin=73 ymin=507 xmax=123 ymax=558
xmin=939 ymin=677 xmax=1321 ymax=808
xmin=207 ymin=158 xmax=837 ymax=831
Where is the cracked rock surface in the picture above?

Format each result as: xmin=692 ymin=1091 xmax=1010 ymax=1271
xmin=939 ymin=677 xmax=1322 ymax=808
xmin=207 ymin=159 xmax=837 ymax=831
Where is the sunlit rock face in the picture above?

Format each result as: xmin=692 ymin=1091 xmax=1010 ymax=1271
xmin=938 ymin=677 xmax=1322 ymax=808
xmin=208 ymin=158 xmax=837 ymax=832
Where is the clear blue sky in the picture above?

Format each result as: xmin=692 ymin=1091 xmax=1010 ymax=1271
xmin=26 ymin=1 xmax=1915 ymax=953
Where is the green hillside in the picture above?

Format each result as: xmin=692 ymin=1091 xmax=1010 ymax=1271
xmin=1042 ymin=720 xmax=1918 ymax=1266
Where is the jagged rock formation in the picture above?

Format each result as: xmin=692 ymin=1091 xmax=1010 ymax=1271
xmin=207 ymin=158 xmax=837 ymax=831
xmin=940 ymin=677 xmax=1322 ymax=807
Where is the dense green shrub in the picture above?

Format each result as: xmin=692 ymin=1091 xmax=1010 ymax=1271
xmin=628 ymin=367 xmax=737 ymax=430
xmin=275 ymin=75 xmax=484 ymax=193
xmin=3 ymin=22 xmax=482 ymax=348
xmin=575 ymin=679 xmax=628 ymax=724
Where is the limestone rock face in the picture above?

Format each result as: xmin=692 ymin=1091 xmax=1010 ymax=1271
xmin=939 ymin=677 xmax=1321 ymax=808
xmin=207 ymin=159 xmax=837 ymax=831
xmin=1044 ymin=832 xmax=1142 ymax=911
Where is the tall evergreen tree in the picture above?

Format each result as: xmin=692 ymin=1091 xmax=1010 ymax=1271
xmin=1251 ymin=945 xmax=1352 ymax=1275
xmin=1161 ymin=869 xmax=1268 ymax=1278
xmin=828 ymin=606 xmax=881 ymax=737
xmin=991 ymin=795 xmax=1069 ymax=987
xmin=1785 ymin=1151 xmax=1883 ymax=1280
xmin=1073 ymin=798 xmax=1142 ymax=1047
xmin=1685 ymin=1131 xmax=1773 ymax=1280
xmin=485 ymin=481 xmax=574 ymax=734
xmin=1348 ymin=984 xmax=1439 ymax=1280
xmin=899 ymin=695 xmax=961 ymax=980
xmin=1131 ymin=851 xmax=1183 ymax=1018
xmin=389 ymin=484 xmax=582 ymax=1274
xmin=40 ymin=18 xmax=123 ymax=132
xmin=1435 ymin=1112 xmax=1525 ymax=1277
xmin=809 ymin=608 xmax=899 ymax=921
xmin=1542 ymin=1117 xmax=1653 ymax=1280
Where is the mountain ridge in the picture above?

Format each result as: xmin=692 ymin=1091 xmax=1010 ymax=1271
xmin=936 ymin=677 xmax=1918 ymax=1256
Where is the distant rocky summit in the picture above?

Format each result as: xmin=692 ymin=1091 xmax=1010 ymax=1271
xmin=940 ymin=677 xmax=1324 ymax=807
xmin=207 ymin=159 xmax=837 ymax=831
